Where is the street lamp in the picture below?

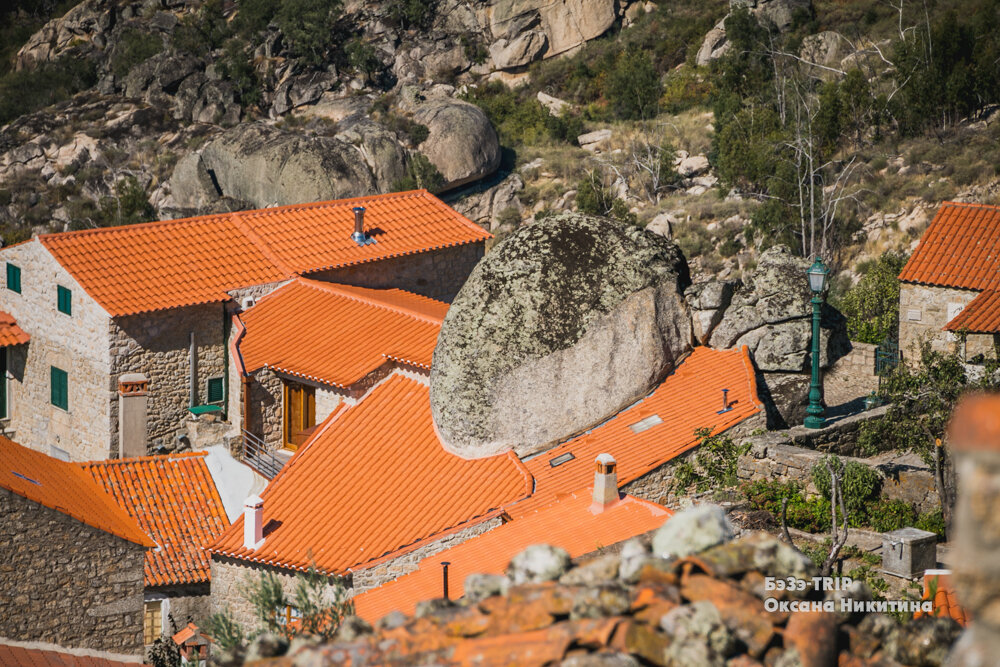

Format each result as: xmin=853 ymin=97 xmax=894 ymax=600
xmin=804 ymin=257 xmax=829 ymax=429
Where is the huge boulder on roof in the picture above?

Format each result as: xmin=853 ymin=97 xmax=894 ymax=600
xmin=430 ymin=212 xmax=694 ymax=459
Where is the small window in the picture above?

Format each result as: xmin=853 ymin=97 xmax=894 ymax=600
xmin=6 ymin=263 xmax=20 ymax=294
xmin=206 ymin=376 xmax=224 ymax=404
xmin=57 ymin=285 xmax=72 ymax=315
xmin=143 ymin=600 xmax=163 ymax=645
xmin=50 ymin=366 xmax=68 ymax=410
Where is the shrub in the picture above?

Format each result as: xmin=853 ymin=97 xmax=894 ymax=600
xmin=916 ymin=507 xmax=946 ymax=537
xmin=604 ymin=46 xmax=662 ymax=120
xmin=461 ymin=81 xmax=577 ymax=146
xmin=111 ymin=28 xmax=163 ymax=79
xmin=218 ymin=39 xmax=262 ymax=109
xmin=811 ymin=455 xmax=882 ymax=519
xmin=0 ymin=54 xmax=97 ymax=124
xmin=346 ymin=38 xmax=382 ymax=80
xmin=392 ymin=152 xmax=445 ymax=193
xmin=866 ymin=499 xmax=919 ymax=533
xmin=97 ymin=176 xmax=156 ymax=228
xmin=838 ymin=251 xmax=907 ymax=344
xmin=381 ymin=112 xmax=429 ymax=146
xmin=740 ymin=479 xmax=830 ymax=533
xmin=386 ymin=0 xmax=438 ymax=30
xmin=274 ymin=0 xmax=343 ymax=67
xmin=661 ymin=68 xmax=712 ymax=114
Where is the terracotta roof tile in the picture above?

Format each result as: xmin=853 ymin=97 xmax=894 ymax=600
xmin=79 ymin=452 xmax=229 ymax=587
xmin=0 ymin=309 xmax=29 ymax=346
xmin=943 ymin=289 xmax=1000 ymax=333
xmin=239 ymin=279 xmax=447 ymax=387
xmin=36 ymin=190 xmax=488 ymax=317
xmin=510 ymin=347 xmax=761 ymax=518
xmin=353 ymin=491 xmax=671 ymax=621
xmin=916 ymin=570 xmax=968 ymax=626
xmin=0 ymin=641 xmax=140 ymax=667
xmin=899 ymin=202 xmax=1000 ymax=290
xmin=0 ymin=435 xmax=152 ymax=546
xmin=207 ymin=374 xmax=532 ymax=574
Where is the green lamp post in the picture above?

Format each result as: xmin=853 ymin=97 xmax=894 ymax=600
xmin=804 ymin=257 xmax=829 ymax=429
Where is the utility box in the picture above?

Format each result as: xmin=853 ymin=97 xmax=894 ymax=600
xmin=882 ymin=527 xmax=938 ymax=579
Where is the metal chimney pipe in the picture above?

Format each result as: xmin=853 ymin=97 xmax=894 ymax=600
xmin=351 ymin=207 xmax=366 ymax=245
xmin=441 ymin=561 xmax=451 ymax=599
xmin=722 ymin=388 xmax=729 ymax=411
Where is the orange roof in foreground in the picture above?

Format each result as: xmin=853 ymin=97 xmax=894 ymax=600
xmin=208 ymin=374 xmax=532 ymax=574
xmin=79 ymin=453 xmax=229 ymax=588
xmin=899 ymin=202 xmax=1000 ymax=290
xmin=0 ymin=309 xmax=29 ymax=346
xmin=0 ymin=641 xmax=140 ymax=667
xmin=512 ymin=346 xmax=761 ymax=518
xmin=916 ymin=570 xmax=968 ymax=626
xmin=353 ymin=491 xmax=671 ymax=621
xmin=239 ymin=279 xmax=447 ymax=387
xmin=944 ymin=289 xmax=1000 ymax=333
xmin=37 ymin=190 xmax=488 ymax=317
xmin=0 ymin=436 xmax=152 ymax=546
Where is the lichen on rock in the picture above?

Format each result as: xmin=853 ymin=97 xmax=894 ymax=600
xmin=430 ymin=212 xmax=694 ymax=459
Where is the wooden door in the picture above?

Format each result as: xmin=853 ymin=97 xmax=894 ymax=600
xmin=283 ymin=382 xmax=316 ymax=450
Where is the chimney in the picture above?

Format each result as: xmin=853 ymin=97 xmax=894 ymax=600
xmin=243 ymin=495 xmax=264 ymax=549
xmin=351 ymin=207 xmax=366 ymax=245
xmin=591 ymin=453 xmax=619 ymax=512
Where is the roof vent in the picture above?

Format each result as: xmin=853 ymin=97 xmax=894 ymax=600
xmin=629 ymin=414 xmax=663 ymax=434
xmin=717 ymin=388 xmax=733 ymax=414
xmin=351 ymin=207 xmax=367 ymax=245
xmin=241 ymin=296 xmax=256 ymax=311
xmin=591 ymin=453 xmax=619 ymax=512
xmin=243 ymin=495 xmax=265 ymax=550
xmin=549 ymin=452 xmax=575 ymax=467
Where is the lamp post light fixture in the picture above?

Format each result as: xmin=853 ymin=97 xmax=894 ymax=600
xmin=804 ymin=257 xmax=830 ymax=429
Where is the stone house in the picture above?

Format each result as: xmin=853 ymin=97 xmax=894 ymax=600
xmin=207 ymin=372 xmax=534 ymax=629
xmin=898 ymin=201 xmax=1000 ymax=362
xmin=231 ymin=277 xmax=448 ymax=475
xmin=0 ymin=190 xmax=488 ymax=461
xmin=79 ymin=452 xmax=230 ymax=648
xmin=0 ymin=434 xmax=151 ymax=655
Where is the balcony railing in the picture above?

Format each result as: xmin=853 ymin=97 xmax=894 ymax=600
xmin=242 ymin=429 xmax=283 ymax=480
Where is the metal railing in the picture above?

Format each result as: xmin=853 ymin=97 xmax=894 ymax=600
xmin=242 ymin=429 xmax=283 ymax=480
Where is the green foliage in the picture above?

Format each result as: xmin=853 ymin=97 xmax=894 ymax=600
xmin=0 ymin=54 xmax=97 ymax=125
xmin=603 ymin=47 xmax=662 ymax=120
xmin=112 ymin=29 xmax=163 ymax=79
xmin=916 ymin=507 xmax=947 ymax=537
xmin=218 ymin=39 xmax=262 ymax=109
xmin=293 ymin=567 xmax=353 ymax=639
xmin=838 ymin=252 xmax=907 ymax=344
xmin=97 ymin=176 xmax=155 ymax=228
xmin=234 ymin=0 xmax=279 ymax=37
xmin=671 ymin=429 xmax=748 ymax=493
xmin=274 ymin=0 xmax=343 ymax=67
xmin=460 ymin=81 xmax=582 ymax=147
xmin=392 ymin=152 xmax=445 ymax=193
xmin=146 ymin=635 xmax=181 ymax=667
xmin=660 ymin=68 xmax=713 ymax=114
xmin=865 ymin=499 xmax=918 ymax=533
xmin=172 ymin=0 xmax=229 ymax=55
xmin=811 ymin=455 xmax=882 ymax=518
xmin=575 ymin=173 xmax=636 ymax=226
xmin=386 ymin=0 xmax=438 ymax=30
xmin=204 ymin=608 xmax=245 ymax=651
xmin=381 ymin=112 xmax=429 ymax=146
xmin=346 ymin=39 xmax=381 ymax=79
xmin=460 ymin=33 xmax=488 ymax=65
xmin=740 ymin=479 xmax=831 ymax=533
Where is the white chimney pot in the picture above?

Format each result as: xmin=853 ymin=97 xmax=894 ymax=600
xmin=591 ymin=453 xmax=619 ymax=512
xmin=243 ymin=495 xmax=265 ymax=550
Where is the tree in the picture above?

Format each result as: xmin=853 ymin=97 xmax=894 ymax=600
xmin=604 ymin=47 xmax=662 ymax=120
xmin=275 ymin=0 xmax=343 ymax=67
xmin=782 ymin=457 xmax=848 ymax=577
xmin=837 ymin=252 xmax=907 ymax=344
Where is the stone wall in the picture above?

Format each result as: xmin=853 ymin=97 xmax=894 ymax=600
xmin=308 ymin=242 xmax=485 ymax=303
xmin=245 ymin=367 xmax=283 ymax=449
xmin=149 ymin=586 xmax=212 ymax=632
xmin=210 ymin=516 xmax=502 ymax=628
xmin=825 ymin=341 xmax=879 ymax=394
xmin=0 ymin=240 xmax=113 ymax=461
xmin=0 ymin=488 xmax=145 ymax=654
xmin=110 ymin=303 xmax=227 ymax=454
xmin=898 ymin=283 xmax=995 ymax=363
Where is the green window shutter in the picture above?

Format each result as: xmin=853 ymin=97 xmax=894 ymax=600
xmin=50 ymin=366 xmax=68 ymax=410
xmin=57 ymin=285 xmax=72 ymax=315
xmin=206 ymin=376 xmax=224 ymax=404
xmin=6 ymin=263 xmax=20 ymax=293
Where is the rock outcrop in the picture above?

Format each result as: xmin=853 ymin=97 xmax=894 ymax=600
xmin=696 ymin=0 xmax=813 ymax=66
xmin=431 ymin=212 xmax=693 ymax=459
xmin=489 ymin=0 xmax=618 ymax=63
xmin=412 ymin=99 xmax=502 ymax=189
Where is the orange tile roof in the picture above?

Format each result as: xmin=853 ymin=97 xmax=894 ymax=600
xmin=899 ymin=202 xmax=1000 ymax=290
xmin=353 ymin=491 xmax=671 ymax=621
xmin=0 ymin=309 xmax=29 ymax=346
xmin=943 ymin=289 xmax=1000 ymax=333
xmin=0 ymin=435 xmax=152 ymax=546
xmin=0 ymin=641 xmax=141 ymax=667
xmin=232 ymin=190 xmax=489 ymax=275
xmin=208 ymin=374 xmax=532 ymax=575
xmin=239 ymin=279 xmax=447 ymax=387
xmin=510 ymin=346 xmax=761 ymax=518
xmin=916 ymin=570 xmax=968 ymax=626
xmin=79 ymin=452 xmax=229 ymax=588
xmin=36 ymin=190 xmax=488 ymax=317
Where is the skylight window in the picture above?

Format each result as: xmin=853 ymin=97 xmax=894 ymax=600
xmin=549 ymin=452 xmax=575 ymax=467
xmin=629 ymin=414 xmax=663 ymax=434
xmin=11 ymin=471 xmax=40 ymax=485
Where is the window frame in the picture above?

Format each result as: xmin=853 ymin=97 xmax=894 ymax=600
xmin=57 ymin=285 xmax=72 ymax=315
xmin=205 ymin=376 xmax=225 ymax=405
xmin=6 ymin=262 xmax=20 ymax=294
xmin=50 ymin=366 xmax=68 ymax=411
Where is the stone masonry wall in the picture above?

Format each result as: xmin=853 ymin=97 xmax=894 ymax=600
xmin=246 ymin=368 xmax=283 ymax=449
xmin=308 ymin=242 xmax=485 ymax=303
xmin=899 ymin=283 xmax=995 ymax=363
xmin=0 ymin=488 xmax=145 ymax=654
xmin=210 ymin=516 xmax=502 ymax=628
xmin=824 ymin=341 xmax=879 ymax=395
xmin=0 ymin=240 xmax=112 ymax=461
xmin=110 ymin=303 xmax=227 ymax=454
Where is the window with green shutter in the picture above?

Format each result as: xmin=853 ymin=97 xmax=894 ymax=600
xmin=6 ymin=263 xmax=20 ymax=293
xmin=50 ymin=366 xmax=68 ymax=410
xmin=206 ymin=376 xmax=224 ymax=404
xmin=57 ymin=285 xmax=72 ymax=315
